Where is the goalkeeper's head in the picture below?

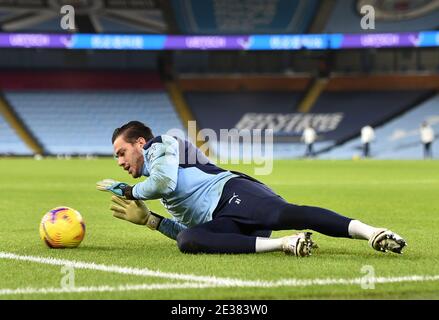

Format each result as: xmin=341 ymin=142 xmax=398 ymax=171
xmin=112 ymin=121 xmax=154 ymax=178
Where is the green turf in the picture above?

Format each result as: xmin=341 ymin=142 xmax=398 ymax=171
xmin=1 ymin=158 xmax=438 ymax=299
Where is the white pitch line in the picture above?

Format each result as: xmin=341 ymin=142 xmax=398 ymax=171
xmin=0 ymin=251 xmax=247 ymax=286
xmin=250 ymin=275 xmax=439 ymax=287
xmin=0 ymin=282 xmax=215 ymax=296
xmin=1 ymin=251 xmax=439 ymax=296
xmin=1 ymin=275 xmax=439 ymax=296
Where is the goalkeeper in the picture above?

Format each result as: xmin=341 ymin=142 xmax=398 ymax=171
xmin=97 ymin=121 xmax=406 ymax=257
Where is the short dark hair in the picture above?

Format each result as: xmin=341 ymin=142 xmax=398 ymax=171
xmin=112 ymin=121 xmax=154 ymax=144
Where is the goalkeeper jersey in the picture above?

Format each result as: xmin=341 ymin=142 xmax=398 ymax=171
xmin=132 ymin=135 xmax=237 ymax=239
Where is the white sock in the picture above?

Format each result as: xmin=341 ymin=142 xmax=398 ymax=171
xmin=348 ymin=220 xmax=380 ymax=240
xmin=255 ymin=237 xmax=284 ymax=253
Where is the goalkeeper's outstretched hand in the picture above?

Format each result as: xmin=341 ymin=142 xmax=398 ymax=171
xmin=96 ymin=179 xmax=132 ymax=198
xmin=110 ymin=196 xmax=162 ymax=230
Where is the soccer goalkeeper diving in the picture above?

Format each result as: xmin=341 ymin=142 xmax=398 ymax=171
xmin=96 ymin=121 xmax=406 ymax=257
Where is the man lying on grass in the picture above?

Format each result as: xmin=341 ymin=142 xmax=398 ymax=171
xmin=97 ymin=121 xmax=406 ymax=257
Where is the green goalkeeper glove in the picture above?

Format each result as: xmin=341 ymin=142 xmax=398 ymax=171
xmin=96 ymin=179 xmax=135 ymax=199
xmin=110 ymin=195 xmax=162 ymax=230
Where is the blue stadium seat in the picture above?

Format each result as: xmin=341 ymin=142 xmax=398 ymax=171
xmin=4 ymin=91 xmax=185 ymax=155
xmin=0 ymin=113 xmax=32 ymax=155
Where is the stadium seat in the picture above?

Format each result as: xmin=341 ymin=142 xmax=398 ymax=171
xmin=3 ymin=91 xmax=185 ymax=155
xmin=0 ymin=113 xmax=32 ymax=155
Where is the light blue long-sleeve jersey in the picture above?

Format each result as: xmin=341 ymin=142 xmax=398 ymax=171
xmin=132 ymin=135 xmax=237 ymax=240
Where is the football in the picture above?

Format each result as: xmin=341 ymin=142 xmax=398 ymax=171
xmin=39 ymin=207 xmax=86 ymax=248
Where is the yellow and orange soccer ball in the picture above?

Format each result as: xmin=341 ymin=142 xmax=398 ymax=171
xmin=39 ymin=207 xmax=86 ymax=248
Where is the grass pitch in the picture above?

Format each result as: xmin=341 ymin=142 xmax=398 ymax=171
xmin=0 ymin=158 xmax=438 ymax=300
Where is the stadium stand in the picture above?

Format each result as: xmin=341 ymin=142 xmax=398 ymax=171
xmin=184 ymin=91 xmax=303 ymax=133
xmin=324 ymin=0 xmax=439 ymax=33
xmin=0 ymin=0 xmax=438 ymax=35
xmin=311 ymin=90 xmax=431 ymax=142
xmin=184 ymin=91 xmax=338 ymax=159
xmin=419 ymin=48 xmax=439 ymax=72
xmin=320 ymin=94 xmax=439 ymax=160
xmin=0 ymin=1 xmax=438 ymax=161
xmin=184 ymin=90 xmax=431 ymax=159
xmin=171 ymin=0 xmax=319 ymax=34
xmin=0 ymin=50 xmax=159 ymax=70
xmin=174 ymin=51 xmax=323 ymax=76
xmin=0 ymin=2 xmax=168 ymax=34
xmin=8 ymin=14 xmax=165 ymax=34
xmin=3 ymin=90 xmax=184 ymax=155
xmin=0 ymin=113 xmax=32 ymax=155
xmin=177 ymin=75 xmax=312 ymax=91
xmin=179 ymin=73 xmax=438 ymax=159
